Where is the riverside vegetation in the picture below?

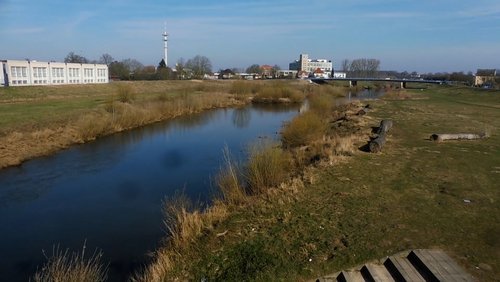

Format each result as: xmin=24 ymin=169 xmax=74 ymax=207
xmin=0 ymin=80 xmax=319 ymax=169
xmin=4 ymin=81 xmax=497 ymax=281
xmin=134 ymin=84 xmax=499 ymax=281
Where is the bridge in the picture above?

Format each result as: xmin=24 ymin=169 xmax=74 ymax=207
xmin=311 ymin=77 xmax=444 ymax=88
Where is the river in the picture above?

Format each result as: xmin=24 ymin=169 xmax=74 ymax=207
xmin=0 ymin=103 xmax=300 ymax=281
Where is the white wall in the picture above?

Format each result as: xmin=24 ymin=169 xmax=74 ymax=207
xmin=0 ymin=62 xmax=4 ymax=86
xmin=334 ymin=72 xmax=346 ymax=79
xmin=2 ymin=60 xmax=108 ymax=87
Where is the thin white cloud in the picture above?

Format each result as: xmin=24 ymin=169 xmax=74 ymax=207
xmin=458 ymin=3 xmax=500 ymax=17
xmin=63 ymin=11 xmax=96 ymax=34
xmin=1 ymin=27 xmax=45 ymax=34
xmin=364 ymin=12 xmax=422 ymax=19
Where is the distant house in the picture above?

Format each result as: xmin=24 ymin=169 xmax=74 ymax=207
xmin=313 ymin=68 xmax=329 ymax=79
xmin=474 ymin=69 xmax=496 ymax=86
xmin=260 ymin=64 xmax=273 ymax=78
xmin=218 ymin=69 xmax=234 ymax=79
xmin=277 ymin=70 xmax=297 ymax=79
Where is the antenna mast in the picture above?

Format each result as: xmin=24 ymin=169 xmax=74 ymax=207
xmin=162 ymin=22 xmax=168 ymax=67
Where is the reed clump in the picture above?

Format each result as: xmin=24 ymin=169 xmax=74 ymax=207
xmin=133 ymin=196 xmax=229 ymax=282
xmin=282 ymin=111 xmax=325 ymax=148
xmin=215 ymin=147 xmax=246 ymax=205
xmin=246 ymin=141 xmax=292 ymax=195
xmin=33 ymin=244 xmax=108 ymax=282
xmin=253 ymin=83 xmax=305 ymax=103
xmin=308 ymin=92 xmax=335 ymax=116
xmin=116 ymin=84 xmax=136 ymax=103
xmin=230 ymin=81 xmax=261 ymax=96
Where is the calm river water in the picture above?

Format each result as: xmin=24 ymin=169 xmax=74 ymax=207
xmin=0 ymin=103 xmax=300 ymax=281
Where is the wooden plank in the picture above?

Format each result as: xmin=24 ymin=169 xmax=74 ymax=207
xmin=337 ymin=271 xmax=364 ymax=282
xmin=410 ymin=249 xmax=472 ymax=281
xmin=361 ymin=263 xmax=395 ymax=282
xmin=385 ymin=256 xmax=425 ymax=282
xmin=414 ymin=249 xmax=475 ymax=281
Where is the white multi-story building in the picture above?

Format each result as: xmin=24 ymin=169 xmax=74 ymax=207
xmin=289 ymin=54 xmax=333 ymax=77
xmin=1 ymin=60 xmax=109 ymax=87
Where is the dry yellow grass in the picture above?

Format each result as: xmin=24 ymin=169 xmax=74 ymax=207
xmin=215 ymin=147 xmax=246 ymax=205
xmin=33 ymin=243 xmax=107 ymax=282
xmin=246 ymin=141 xmax=292 ymax=194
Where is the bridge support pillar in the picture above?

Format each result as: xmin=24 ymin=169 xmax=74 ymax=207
xmin=349 ymin=80 xmax=357 ymax=87
xmin=400 ymin=81 xmax=407 ymax=89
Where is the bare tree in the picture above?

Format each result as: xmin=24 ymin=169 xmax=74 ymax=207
xmin=349 ymin=58 xmax=380 ymax=78
xmin=175 ymin=58 xmax=186 ymax=80
xmin=99 ymin=53 xmax=114 ymax=65
xmin=186 ymin=55 xmax=212 ymax=78
xmin=245 ymin=64 xmax=261 ymax=74
xmin=121 ymin=58 xmax=144 ymax=72
xmin=64 ymin=52 xmax=89 ymax=64
xmin=341 ymin=59 xmax=350 ymax=72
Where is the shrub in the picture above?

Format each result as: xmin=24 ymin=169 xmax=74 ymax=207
xmin=253 ymin=83 xmax=305 ymax=103
xmin=308 ymin=93 xmax=334 ymax=116
xmin=33 ymin=243 xmax=108 ymax=282
xmin=230 ymin=81 xmax=260 ymax=95
xmin=76 ymin=113 xmax=112 ymax=141
xmin=246 ymin=141 xmax=291 ymax=194
xmin=281 ymin=112 xmax=325 ymax=148
xmin=116 ymin=84 xmax=136 ymax=103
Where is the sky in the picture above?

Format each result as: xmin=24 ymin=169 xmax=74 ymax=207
xmin=1 ymin=0 xmax=499 ymax=73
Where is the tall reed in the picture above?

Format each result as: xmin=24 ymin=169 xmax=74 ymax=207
xmin=215 ymin=147 xmax=246 ymax=205
xmin=246 ymin=141 xmax=292 ymax=195
xmin=33 ymin=243 xmax=107 ymax=282
xmin=281 ymin=112 xmax=325 ymax=148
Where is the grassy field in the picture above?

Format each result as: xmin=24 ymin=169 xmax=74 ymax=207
xmin=137 ymin=85 xmax=499 ymax=281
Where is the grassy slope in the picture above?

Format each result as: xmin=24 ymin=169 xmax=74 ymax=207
xmin=169 ymin=86 xmax=499 ymax=281
xmin=0 ymin=81 xmax=231 ymax=134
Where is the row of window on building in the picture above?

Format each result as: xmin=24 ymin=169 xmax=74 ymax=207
xmin=1 ymin=60 xmax=109 ymax=87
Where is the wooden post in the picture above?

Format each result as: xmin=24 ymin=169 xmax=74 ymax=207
xmin=430 ymin=133 xmax=487 ymax=142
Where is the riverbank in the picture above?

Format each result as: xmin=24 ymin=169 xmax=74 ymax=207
xmin=0 ymin=80 xmax=320 ymax=169
xmin=135 ymin=85 xmax=499 ymax=281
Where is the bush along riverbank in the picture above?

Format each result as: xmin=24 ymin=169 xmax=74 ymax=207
xmin=0 ymin=80 xmax=319 ymax=169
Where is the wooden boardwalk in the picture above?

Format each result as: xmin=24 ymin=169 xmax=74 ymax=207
xmin=316 ymin=249 xmax=475 ymax=282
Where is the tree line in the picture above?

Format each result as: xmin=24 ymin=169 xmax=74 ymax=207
xmin=341 ymin=58 xmax=381 ymax=78
xmin=63 ymin=52 xmax=213 ymax=80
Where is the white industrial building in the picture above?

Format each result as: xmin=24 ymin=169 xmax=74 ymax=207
xmin=1 ymin=60 xmax=109 ymax=87
xmin=333 ymin=71 xmax=347 ymax=78
xmin=289 ymin=54 xmax=333 ymax=77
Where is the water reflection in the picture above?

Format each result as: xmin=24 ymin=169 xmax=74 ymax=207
xmin=232 ymin=107 xmax=251 ymax=128
xmin=0 ymin=103 xmax=300 ymax=282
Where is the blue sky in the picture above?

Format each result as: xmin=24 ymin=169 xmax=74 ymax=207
xmin=1 ymin=0 xmax=499 ymax=72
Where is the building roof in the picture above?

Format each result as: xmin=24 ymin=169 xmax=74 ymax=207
xmin=313 ymin=68 xmax=324 ymax=74
xmin=476 ymin=69 xmax=496 ymax=76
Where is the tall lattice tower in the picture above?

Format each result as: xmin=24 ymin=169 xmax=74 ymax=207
xmin=162 ymin=23 xmax=168 ymax=67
